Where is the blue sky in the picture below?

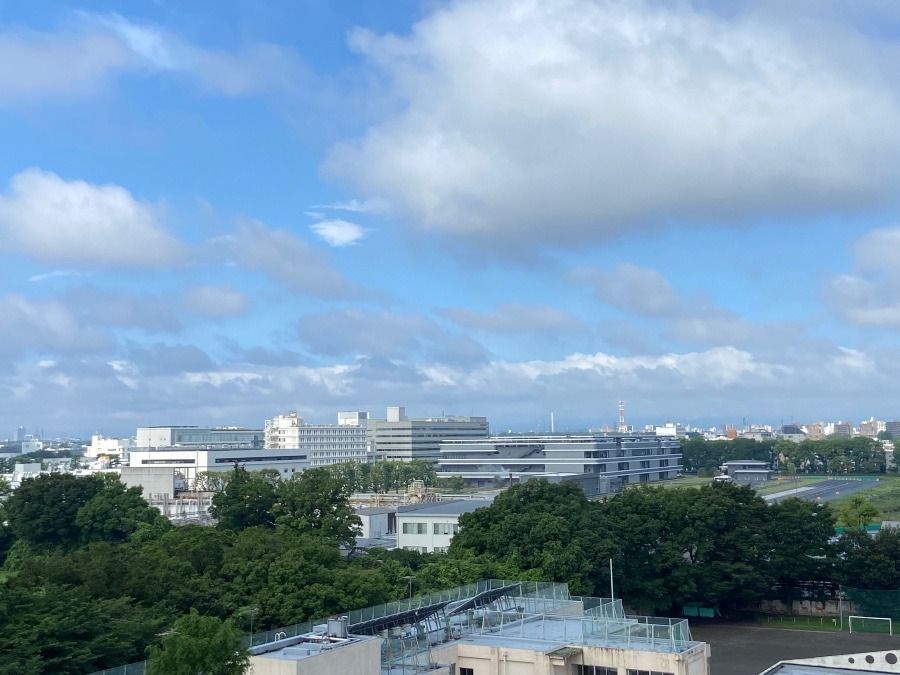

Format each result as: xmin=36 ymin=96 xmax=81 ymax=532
xmin=3 ymin=0 xmax=900 ymax=438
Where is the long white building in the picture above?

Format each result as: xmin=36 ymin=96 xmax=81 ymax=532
xmin=127 ymin=445 xmax=310 ymax=486
xmin=136 ymin=426 xmax=264 ymax=449
xmin=438 ymin=433 xmax=682 ymax=492
xmin=265 ymin=411 xmax=374 ymax=466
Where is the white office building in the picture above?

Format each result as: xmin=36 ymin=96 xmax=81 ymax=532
xmin=368 ymin=406 xmax=489 ymax=462
xmin=265 ymin=411 xmax=374 ymax=466
xmin=127 ymin=445 xmax=310 ymax=487
xmin=396 ymin=499 xmax=492 ymax=553
xmin=136 ymin=426 xmax=264 ymax=449
xmin=85 ymin=434 xmax=136 ymax=461
xmin=438 ymin=433 xmax=682 ymax=492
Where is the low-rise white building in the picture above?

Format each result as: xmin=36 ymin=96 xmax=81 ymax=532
xmin=396 ymin=499 xmax=492 ymax=553
xmin=85 ymin=434 xmax=136 ymax=461
xmin=127 ymin=445 xmax=310 ymax=487
xmin=265 ymin=411 xmax=374 ymax=466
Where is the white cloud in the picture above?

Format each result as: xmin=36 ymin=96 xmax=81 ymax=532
xmin=0 ymin=168 xmax=185 ymax=268
xmin=0 ymin=28 xmax=133 ymax=105
xmin=215 ymin=219 xmax=355 ymax=297
xmin=184 ymin=284 xmax=251 ymax=319
xmin=826 ymin=226 xmax=900 ymax=327
xmin=28 ymin=269 xmax=86 ymax=283
xmin=312 ymin=198 xmax=391 ymax=215
xmin=93 ymin=13 xmax=309 ymax=97
xmin=326 ymin=0 xmax=900 ymax=249
xmin=310 ymin=219 xmax=369 ymax=247
xmin=0 ymin=294 xmax=111 ymax=360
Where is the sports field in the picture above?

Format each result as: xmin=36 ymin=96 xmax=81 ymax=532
xmin=690 ymin=622 xmax=900 ymax=675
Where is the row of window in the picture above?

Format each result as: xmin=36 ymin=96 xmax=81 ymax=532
xmin=574 ymin=667 xmax=674 ymax=675
xmin=401 ymin=522 xmax=460 ymax=535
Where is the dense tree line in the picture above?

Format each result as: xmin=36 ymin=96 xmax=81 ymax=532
xmin=2 ymin=468 xmax=899 ymax=674
xmin=680 ymin=437 xmax=886 ymax=475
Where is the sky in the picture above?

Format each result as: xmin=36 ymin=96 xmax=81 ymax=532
xmin=3 ymin=0 xmax=900 ymax=438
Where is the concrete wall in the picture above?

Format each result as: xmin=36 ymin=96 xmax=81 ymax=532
xmin=119 ymin=466 xmax=176 ymax=501
xmin=248 ymin=636 xmax=381 ymax=675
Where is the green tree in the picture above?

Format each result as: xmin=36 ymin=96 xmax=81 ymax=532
xmin=767 ymin=497 xmax=836 ymax=607
xmin=209 ymin=465 xmax=277 ymax=531
xmin=75 ymin=475 xmax=160 ymax=544
xmin=147 ymin=610 xmax=249 ymax=675
xmin=5 ymin=473 xmax=104 ymax=550
xmin=837 ymin=494 xmax=881 ymax=529
xmin=273 ymin=468 xmax=361 ymax=546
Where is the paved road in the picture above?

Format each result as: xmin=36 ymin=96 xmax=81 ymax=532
xmin=764 ymin=479 xmax=873 ymax=504
xmin=690 ymin=622 xmax=900 ymax=675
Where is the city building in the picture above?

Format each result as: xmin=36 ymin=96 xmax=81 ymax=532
xmin=437 ymin=433 xmax=682 ymax=491
xmin=719 ymin=460 xmax=772 ymax=485
xmin=20 ymin=434 xmax=43 ymax=454
xmin=135 ymin=426 xmax=264 ymax=449
xmin=886 ymin=420 xmax=900 ymax=437
xmin=127 ymin=445 xmax=310 ymax=486
xmin=84 ymin=434 xmax=136 ymax=461
xmin=265 ymin=411 xmax=374 ymax=466
xmin=396 ymin=499 xmax=492 ymax=553
xmin=367 ymin=406 xmax=489 ymax=462
xmin=859 ymin=418 xmax=886 ymax=438
xmin=832 ymin=421 xmax=854 ymax=438
xmin=14 ymin=426 xmax=26 ymax=442
xmin=776 ymin=425 xmax=806 ymax=443
xmin=805 ymin=422 xmax=827 ymax=441
xmin=243 ymin=579 xmax=710 ymax=675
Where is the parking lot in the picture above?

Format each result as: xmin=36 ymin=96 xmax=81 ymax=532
xmin=690 ymin=622 xmax=900 ymax=675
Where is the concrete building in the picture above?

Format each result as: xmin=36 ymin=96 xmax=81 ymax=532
xmin=776 ymin=425 xmax=806 ymax=443
xmin=396 ymin=500 xmax=492 ymax=553
xmin=20 ymin=435 xmax=43 ymax=454
xmin=85 ymin=434 xmax=136 ymax=461
xmin=367 ymin=406 xmax=489 ymax=462
xmin=244 ymin=579 xmax=710 ymax=675
xmin=761 ymin=650 xmax=900 ymax=674
xmin=127 ymin=445 xmax=310 ymax=487
xmin=806 ymin=422 xmax=827 ymax=441
xmin=720 ymin=460 xmax=772 ymax=485
xmin=356 ymin=506 xmax=397 ymax=539
xmin=265 ymin=411 xmax=374 ymax=466
xmin=859 ymin=418 xmax=886 ymax=438
xmin=14 ymin=426 xmax=26 ymax=442
xmin=135 ymin=426 xmax=264 ymax=449
xmin=437 ymin=434 xmax=682 ymax=491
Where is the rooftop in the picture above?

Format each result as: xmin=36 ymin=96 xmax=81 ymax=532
xmin=397 ymin=499 xmax=493 ymax=516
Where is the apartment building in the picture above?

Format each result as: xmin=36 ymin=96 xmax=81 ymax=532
xmin=265 ymin=411 xmax=374 ymax=466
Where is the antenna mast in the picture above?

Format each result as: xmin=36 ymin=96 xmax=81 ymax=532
xmin=618 ymin=400 xmax=626 ymax=433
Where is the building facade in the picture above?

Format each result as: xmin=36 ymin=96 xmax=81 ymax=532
xmin=136 ymin=426 xmax=264 ymax=449
xmin=127 ymin=445 xmax=310 ymax=486
xmin=265 ymin=411 xmax=373 ymax=466
xmin=368 ymin=406 xmax=489 ymax=462
xmin=396 ymin=500 xmax=492 ymax=553
xmin=437 ymin=434 xmax=682 ymax=490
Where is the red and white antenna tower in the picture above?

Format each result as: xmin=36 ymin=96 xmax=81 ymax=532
xmin=618 ymin=400 xmax=626 ymax=433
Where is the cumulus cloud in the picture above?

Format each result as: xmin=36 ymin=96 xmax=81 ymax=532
xmin=825 ymin=226 xmax=900 ymax=327
xmin=0 ymin=169 xmax=185 ymax=268
xmin=214 ymin=220 xmax=355 ymax=297
xmin=325 ymin=0 xmax=900 ymax=249
xmin=310 ymin=219 xmax=369 ymax=247
xmin=185 ymin=284 xmax=250 ymax=319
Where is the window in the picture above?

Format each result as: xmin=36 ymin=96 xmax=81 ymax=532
xmin=574 ymin=666 xmax=617 ymax=675
xmin=434 ymin=523 xmax=459 ymax=535
xmin=402 ymin=522 xmax=427 ymax=535
xmin=618 ymin=462 xmax=629 ymax=471
xmin=403 ymin=546 xmax=428 ymax=553
xmin=459 ymin=669 xmax=474 ymax=675
xmin=627 ymin=670 xmax=673 ymax=675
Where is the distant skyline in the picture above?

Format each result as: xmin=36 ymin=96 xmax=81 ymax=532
xmin=3 ymin=1 xmax=900 ymax=437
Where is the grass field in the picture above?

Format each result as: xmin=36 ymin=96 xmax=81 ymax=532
xmin=757 ymin=615 xmax=843 ymax=632
xmin=829 ymin=475 xmax=900 ymax=521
